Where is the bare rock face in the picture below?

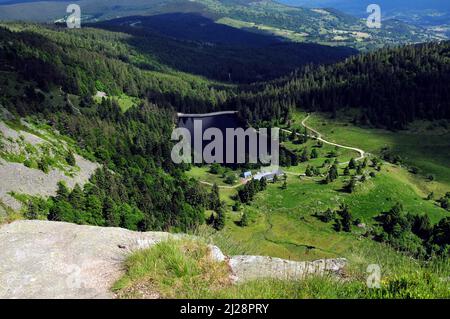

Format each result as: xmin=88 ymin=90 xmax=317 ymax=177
xmin=0 ymin=220 xmax=172 ymax=299
xmin=0 ymin=120 xmax=100 ymax=212
xmin=0 ymin=221 xmax=347 ymax=299
xmin=228 ymin=256 xmax=347 ymax=283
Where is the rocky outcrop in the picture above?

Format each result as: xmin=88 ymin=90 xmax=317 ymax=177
xmin=229 ymin=256 xmax=347 ymax=283
xmin=0 ymin=220 xmax=172 ymax=299
xmin=0 ymin=220 xmax=347 ymax=299
xmin=0 ymin=156 xmax=99 ymax=211
xmin=0 ymin=120 xmax=100 ymax=211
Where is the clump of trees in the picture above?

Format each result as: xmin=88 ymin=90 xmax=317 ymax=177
xmin=237 ymin=178 xmax=267 ymax=204
xmin=315 ymin=205 xmax=353 ymax=233
xmin=374 ymin=203 xmax=450 ymax=258
xmin=323 ymin=164 xmax=339 ymax=184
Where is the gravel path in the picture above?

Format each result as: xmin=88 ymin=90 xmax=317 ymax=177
xmin=281 ymin=114 xmax=366 ymax=166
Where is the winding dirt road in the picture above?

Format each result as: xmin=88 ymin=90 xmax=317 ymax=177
xmin=282 ymin=114 xmax=366 ymax=166
xmin=199 ymin=180 xmax=245 ymax=189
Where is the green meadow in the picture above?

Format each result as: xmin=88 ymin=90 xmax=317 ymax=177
xmin=300 ymin=112 xmax=450 ymax=190
xmin=184 ymin=111 xmax=450 ymax=286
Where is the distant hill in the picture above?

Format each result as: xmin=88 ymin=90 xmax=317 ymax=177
xmin=278 ymin=0 xmax=450 ymax=15
xmin=279 ymin=0 xmax=450 ymax=38
xmin=232 ymin=41 xmax=450 ymax=129
xmin=0 ymin=0 xmax=445 ymax=50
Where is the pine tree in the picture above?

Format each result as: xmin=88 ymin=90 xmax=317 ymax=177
xmin=240 ymin=211 xmax=249 ymax=227
xmin=328 ymin=164 xmax=339 ymax=181
xmin=356 ymin=164 xmax=363 ymax=175
xmin=344 ymin=177 xmax=357 ymax=193
xmin=214 ymin=206 xmax=226 ymax=231
xmin=66 ymin=150 xmax=76 ymax=166
xmin=56 ymin=181 xmax=70 ymax=201
xmin=103 ymin=197 xmax=119 ymax=227
xmin=210 ymin=183 xmax=221 ymax=211
xmin=338 ymin=205 xmax=353 ymax=232
xmin=348 ymin=158 xmax=356 ymax=169
xmin=260 ymin=177 xmax=267 ymax=190
xmin=362 ymin=157 xmax=368 ymax=168
xmin=343 ymin=166 xmax=350 ymax=176
xmin=301 ymin=148 xmax=309 ymax=162
xmin=207 ymin=212 xmax=215 ymax=225
xmin=305 ymin=165 xmax=313 ymax=177
xmin=69 ymin=184 xmax=84 ymax=210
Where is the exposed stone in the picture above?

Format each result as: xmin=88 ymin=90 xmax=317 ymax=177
xmin=0 ymin=154 xmax=99 ymax=211
xmin=0 ymin=119 xmax=100 ymax=211
xmin=209 ymin=244 xmax=227 ymax=262
xmin=228 ymin=255 xmax=347 ymax=283
xmin=0 ymin=220 xmax=348 ymax=299
xmin=0 ymin=220 xmax=172 ymax=299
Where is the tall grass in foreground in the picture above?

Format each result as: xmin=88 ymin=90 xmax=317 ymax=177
xmin=113 ymin=239 xmax=450 ymax=299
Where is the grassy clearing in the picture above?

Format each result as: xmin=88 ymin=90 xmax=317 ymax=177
xmin=180 ymin=110 xmax=449 ymax=298
xmin=300 ymin=111 xmax=450 ymax=191
xmin=113 ymin=239 xmax=450 ymax=299
xmin=215 ymin=163 xmax=448 ymax=263
xmin=188 ymin=112 xmax=448 ymax=262
xmin=186 ymin=166 xmax=233 ymax=187
xmin=186 ymin=166 xmax=242 ymax=205
xmin=94 ymin=93 xmax=140 ymax=113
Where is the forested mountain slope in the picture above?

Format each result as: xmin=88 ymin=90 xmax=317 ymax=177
xmin=233 ymin=41 xmax=450 ymax=129
xmin=93 ymin=13 xmax=356 ymax=83
xmin=0 ymin=23 xmax=215 ymax=231
xmin=1 ymin=21 xmax=449 ymax=233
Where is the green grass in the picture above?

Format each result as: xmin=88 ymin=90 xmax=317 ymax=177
xmin=113 ymin=239 xmax=450 ymax=299
xmin=215 ymin=163 xmax=448 ymax=263
xmin=187 ymin=166 xmax=232 ymax=187
xmin=113 ymin=239 xmax=231 ymax=299
xmin=177 ymin=110 xmax=450 ymax=299
xmin=301 ymin=111 xmax=450 ymax=192
xmin=94 ymin=93 xmax=140 ymax=113
xmin=186 ymin=166 xmax=242 ymax=205
xmin=188 ymin=112 xmax=449 ymax=264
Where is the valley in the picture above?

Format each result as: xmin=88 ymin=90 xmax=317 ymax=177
xmin=0 ymin=1 xmax=449 ymax=300
xmin=191 ymin=111 xmax=449 ymax=263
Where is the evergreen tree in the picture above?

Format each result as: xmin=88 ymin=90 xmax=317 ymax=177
xmin=328 ymin=164 xmax=339 ymax=181
xmin=56 ymin=181 xmax=70 ymax=201
xmin=356 ymin=164 xmax=363 ymax=175
xmin=214 ymin=206 xmax=226 ymax=231
xmin=69 ymin=184 xmax=84 ymax=210
xmin=103 ymin=197 xmax=119 ymax=227
xmin=348 ymin=158 xmax=356 ymax=169
xmin=343 ymin=166 xmax=350 ymax=176
xmin=300 ymin=148 xmax=309 ymax=162
xmin=305 ymin=165 xmax=313 ymax=177
xmin=240 ymin=211 xmax=249 ymax=227
xmin=344 ymin=177 xmax=357 ymax=193
xmin=210 ymin=183 xmax=221 ymax=211
xmin=66 ymin=150 xmax=76 ymax=166
xmin=338 ymin=205 xmax=353 ymax=232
